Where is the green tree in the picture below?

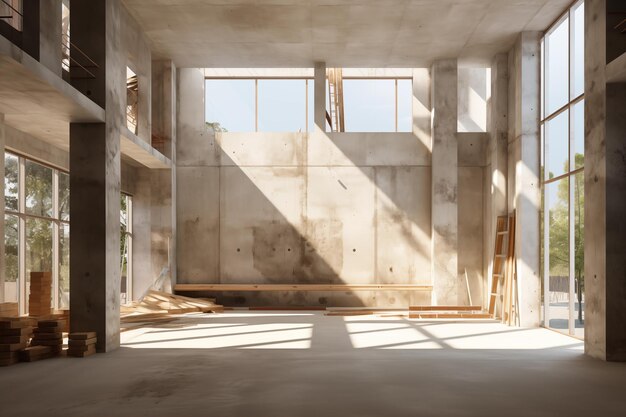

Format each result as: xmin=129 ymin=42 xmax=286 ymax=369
xmin=548 ymin=153 xmax=584 ymax=324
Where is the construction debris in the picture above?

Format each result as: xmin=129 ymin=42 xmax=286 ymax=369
xmin=68 ymin=332 xmax=97 ymax=358
xmin=0 ymin=318 xmax=33 ymax=366
xmin=121 ymin=290 xmax=223 ymax=318
xmin=31 ymin=319 xmax=65 ymax=356
xmin=28 ymin=272 xmax=53 ymax=317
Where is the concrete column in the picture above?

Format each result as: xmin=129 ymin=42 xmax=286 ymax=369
xmin=150 ymin=60 xmax=176 ymax=291
xmin=0 ymin=113 xmax=5 ymax=302
xmin=314 ymin=62 xmax=326 ymax=131
xmin=509 ymin=32 xmax=541 ymax=327
xmin=69 ymin=0 xmax=123 ymax=352
xmin=431 ymin=59 xmax=458 ymax=305
xmin=485 ymin=54 xmax=509 ymax=310
xmin=412 ymin=68 xmax=432 ymax=154
xmin=585 ymin=0 xmax=626 ymax=361
xmin=39 ymin=0 xmax=62 ymax=76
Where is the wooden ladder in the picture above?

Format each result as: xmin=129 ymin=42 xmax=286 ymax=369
xmin=488 ymin=216 xmax=509 ymax=318
xmin=501 ymin=213 xmax=517 ymax=325
xmin=326 ymin=68 xmax=344 ymax=132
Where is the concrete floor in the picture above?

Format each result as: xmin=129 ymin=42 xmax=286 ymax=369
xmin=0 ymin=311 xmax=625 ymax=417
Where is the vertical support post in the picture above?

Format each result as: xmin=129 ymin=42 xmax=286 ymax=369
xmin=431 ymin=59 xmax=459 ymax=305
xmin=314 ymin=62 xmax=326 ymax=131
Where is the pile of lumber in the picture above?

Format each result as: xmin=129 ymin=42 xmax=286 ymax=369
xmin=0 ymin=318 xmax=32 ymax=366
xmin=68 ymin=332 xmax=97 ymax=358
xmin=29 ymin=272 xmax=52 ymax=316
xmin=30 ymin=319 xmax=65 ymax=357
xmin=121 ymin=290 xmax=223 ymax=318
xmin=0 ymin=302 xmax=18 ymax=317
xmin=20 ymin=346 xmax=57 ymax=362
xmin=408 ymin=306 xmax=492 ymax=319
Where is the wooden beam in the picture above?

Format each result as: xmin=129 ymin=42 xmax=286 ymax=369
xmin=174 ymin=284 xmax=433 ymax=292
xmin=409 ymin=305 xmax=482 ymax=311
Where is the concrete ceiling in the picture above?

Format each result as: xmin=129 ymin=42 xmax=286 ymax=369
xmin=122 ymin=0 xmax=572 ymax=68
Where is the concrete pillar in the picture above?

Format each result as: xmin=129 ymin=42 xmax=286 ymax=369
xmin=485 ymin=54 xmax=509 ymax=310
xmin=39 ymin=0 xmax=62 ymax=76
xmin=0 ymin=113 xmax=5 ymax=302
xmin=150 ymin=60 xmax=177 ymax=291
xmin=585 ymin=0 xmax=626 ymax=361
xmin=314 ymin=62 xmax=326 ymax=131
xmin=412 ymin=68 xmax=432 ymax=154
xmin=69 ymin=0 xmax=123 ymax=352
xmin=509 ymin=32 xmax=541 ymax=327
xmin=431 ymin=59 xmax=459 ymax=305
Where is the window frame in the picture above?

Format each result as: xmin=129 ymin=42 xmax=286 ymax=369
xmin=204 ymin=76 xmax=314 ymax=133
xmin=4 ymin=151 xmax=70 ymax=315
xmin=540 ymin=0 xmax=585 ymax=338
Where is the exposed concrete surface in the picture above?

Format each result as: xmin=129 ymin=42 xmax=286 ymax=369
xmin=507 ymin=32 xmax=541 ymax=327
xmin=584 ymin=0 xmax=626 ymax=362
xmin=121 ymin=0 xmax=572 ymax=67
xmin=431 ymin=60 xmax=459 ymax=305
xmin=0 ymin=312 xmax=624 ymax=417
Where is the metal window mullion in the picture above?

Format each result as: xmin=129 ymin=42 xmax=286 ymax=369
xmin=17 ymin=156 xmax=26 ymax=315
xmin=395 ymin=79 xmax=398 ymax=132
xmin=305 ymin=79 xmax=309 ymax=133
xmin=52 ymin=169 xmax=59 ymax=311
xmin=567 ymin=10 xmax=576 ymax=335
xmin=127 ymin=196 xmax=133 ymax=301
xmin=255 ymin=79 xmax=258 ymax=132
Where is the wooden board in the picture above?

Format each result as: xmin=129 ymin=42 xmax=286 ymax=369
xmin=408 ymin=313 xmax=494 ymax=319
xmin=69 ymin=332 xmax=96 ymax=340
xmin=174 ymin=284 xmax=433 ymax=292
xmin=409 ymin=306 xmax=482 ymax=311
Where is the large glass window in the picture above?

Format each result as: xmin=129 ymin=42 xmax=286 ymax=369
xmin=205 ymin=78 xmax=313 ymax=133
xmin=120 ymin=194 xmax=133 ymax=305
xmin=326 ymin=74 xmax=412 ymax=133
xmin=3 ymin=152 xmax=70 ymax=314
xmin=541 ymin=0 xmax=585 ymax=338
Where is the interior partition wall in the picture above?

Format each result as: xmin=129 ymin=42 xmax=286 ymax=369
xmin=541 ymin=0 xmax=585 ymax=338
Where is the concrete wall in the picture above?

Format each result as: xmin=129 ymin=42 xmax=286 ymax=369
xmin=177 ymin=67 xmax=487 ymax=308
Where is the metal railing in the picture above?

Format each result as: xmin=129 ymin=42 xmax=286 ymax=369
xmin=61 ymin=33 xmax=99 ymax=79
xmin=0 ymin=0 xmax=22 ymax=31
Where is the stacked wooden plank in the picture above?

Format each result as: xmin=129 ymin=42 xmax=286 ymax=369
xmin=0 ymin=318 xmax=32 ymax=366
xmin=19 ymin=346 xmax=56 ymax=362
xmin=408 ymin=306 xmax=492 ymax=319
xmin=30 ymin=319 xmax=65 ymax=357
xmin=28 ymin=272 xmax=53 ymax=316
xmin=0 ymin=302 xmax=18 ymax=317
xmin=68 ymin=332 xmax=97 ymax=358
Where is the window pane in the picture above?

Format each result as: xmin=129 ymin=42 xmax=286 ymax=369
xmin=4 ymin=214 xmax=19 ymax=303
xmin=4 ymin=153 xmax=18 ymax=212
xmin=205 ymin=80 xmax=255 ymax=132
xmin=307 ymin=80 xmax=314 ymax=132
xmin=573 ymin=170 xmax=584 ymax=338
xmin=545 ymin=109 xmax=569 ymax=179
xmin=573 ymin=99 xmax=584 ymax=169
xmin=58 ymin=223 xmax=70 ymax=310
xmin=25 ymin=160 xmax=53 ymax=217
xmin=258 ymin=80 xmax=306 ymax=132
xmin=546 ymin=17 xmax=569 ymax=115
xmin=343 ymin=79 xmax=395 ymax=132
xmin=59 ymin=171 xmax=70 ymax=221
xmin=25 ymin=218 xmax=53 ymax=311
xmin=571 ymin=2 xmax=584 ymax=98
xmin=397 ymin=79 xmax=412 ymax=132
xmin=546 ymin=178 xmax=569 ymax=334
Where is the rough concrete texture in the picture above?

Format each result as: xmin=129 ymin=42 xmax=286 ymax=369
xmin=507 ymin=32 xmax=541 ymax=328
xmin=122 ymin=0 xmax=573 ymax=67
xmin=585 ymin=0 xmax=626 ymax=362
xmin=0 ymin=313 xmax=625 ymax=417
xmin=485 ymin=53 xmax=509 ymax=312
xmin=458 ymin=67 xmax=489 ymax=133
xmin=431 ymin=60 xmax=459 ymax=306
xmin=177 ymin=67 xmax=466 ymax=307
